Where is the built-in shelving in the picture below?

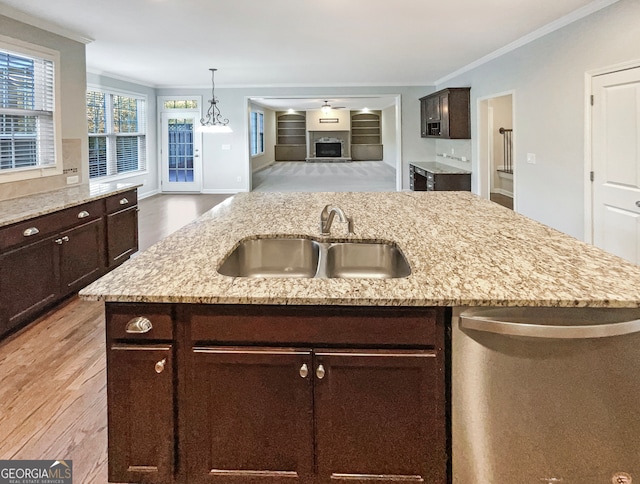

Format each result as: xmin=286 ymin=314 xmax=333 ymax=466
xmin=350 ymin=111 xmax=383 ymax=161
xmin=275 ymin=111 xmax=306 ymax=161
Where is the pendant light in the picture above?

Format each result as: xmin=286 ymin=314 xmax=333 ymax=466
xmin=199 ymin=68 xmax=232 ymax=133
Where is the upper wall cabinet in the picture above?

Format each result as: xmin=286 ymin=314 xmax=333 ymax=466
xmin=420 ymin=88 xmax=470 ymax=139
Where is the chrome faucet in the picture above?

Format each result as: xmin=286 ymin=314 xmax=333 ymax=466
xmin=320 ymin=205 xmax=354 ymax=235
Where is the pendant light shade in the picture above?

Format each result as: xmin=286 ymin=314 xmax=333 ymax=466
xmin=199 ymin=68 xmax=232 ymax=133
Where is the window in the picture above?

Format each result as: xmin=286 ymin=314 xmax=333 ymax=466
xmin=250 ymin=111 xmax=264 ymax=156
xmin=87 ymin=88 xmax=147 ymax=179
xmin=0 ymin=45 xmax=57 ymax=175
xmin=163 ymin=99 xmax=198 ymax=110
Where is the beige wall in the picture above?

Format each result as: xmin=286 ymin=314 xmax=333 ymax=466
xmin=436 ymin=0 xmax=640 ymax=240
xmin=306 ymin=109 xmax=350 ymax=131
xmin=0 ymin=15 xmax=87 ymax=201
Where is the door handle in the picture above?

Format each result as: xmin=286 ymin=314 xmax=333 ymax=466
xmin=125 ymin=316 xmax=153 ymax=334
xmin=460 ymin=314 xmax=640 ymax=339
xmin=155 ymin=358 xmax=167 ymax=374
xmin=635 ymin=201 xmax=640 ymax=208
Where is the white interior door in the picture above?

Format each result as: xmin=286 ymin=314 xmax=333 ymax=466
xmin=592 ymin=67 xmax=640 ymax=264
xmin=161 ymin=111 xmax=202 ymax=192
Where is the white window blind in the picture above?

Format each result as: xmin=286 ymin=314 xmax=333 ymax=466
xmin=87 ymin=89 xmax=147 ymax=179
xmin=0 ymin=49 xmax=55 ymax=172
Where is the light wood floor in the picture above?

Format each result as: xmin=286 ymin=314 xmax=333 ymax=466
xmin=0 ymin=193 xmax=230 ymax=484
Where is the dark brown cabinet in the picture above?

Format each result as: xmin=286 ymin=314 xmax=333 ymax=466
xmin=105 ymin=303 xmax=448 ymax=484
xmin=106 ymin=189 xmax=139 ymax=268
xmin=0 ymin=236 xmax=59 ymax=335
xmin=188 ymin=347 xmax=314 ymax=482
xmin=59 ymin=218 xmax=104 ymax=293
xmin=106 ymin=305 xmax=175 ymax=484
xmin=410 ymin=162 xmax=471 ymax=192
xmin=0 ymin=189 xmax=138 ymax=338
xmin=420 ymin=88 xmax=470 ymax=139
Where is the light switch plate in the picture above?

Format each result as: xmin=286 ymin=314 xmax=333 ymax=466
xmin=222 ymin=144 xmax=231 ymax=150
xmin=527 ymin=153 xmax=536 ymax=164
xmin=66 ymin=175 xmax=79 ymax=184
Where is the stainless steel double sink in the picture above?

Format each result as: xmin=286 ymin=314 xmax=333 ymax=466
xmin=217 ymin=237 xmax=411 ymax=279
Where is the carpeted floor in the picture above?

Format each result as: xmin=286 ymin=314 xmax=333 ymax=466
xmin=252 ymin=161 xmax=397 ymax=192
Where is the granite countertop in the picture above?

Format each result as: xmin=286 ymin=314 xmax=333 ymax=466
xmin=79 ymin=191 xmax=640 ymax=308
xmin=0 ymin=182 xmax=141 ymax=228
xmin=410 ymin=161 xmax=471 ymax=174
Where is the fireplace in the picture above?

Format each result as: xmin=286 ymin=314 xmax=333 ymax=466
xmin=315 ymin=142 xmax=342 ymax=157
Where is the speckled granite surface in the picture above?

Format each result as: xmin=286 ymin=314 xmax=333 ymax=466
xmin=409 ymin=161 xmax=471 ymax=174
xmin=0 ymin=182 xmax=141 ymax=227
xmin=79 ymin=191 xmax=640 ymax=308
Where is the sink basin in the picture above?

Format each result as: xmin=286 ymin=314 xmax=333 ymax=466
xmin=325 ymin=242 xmax=411 ymax=279
xmin=218 ymin=238 xmax=320 ymax=277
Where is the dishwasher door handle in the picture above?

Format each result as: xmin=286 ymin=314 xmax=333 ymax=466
xmin=460 ymin=315 xmax=640 ymax=339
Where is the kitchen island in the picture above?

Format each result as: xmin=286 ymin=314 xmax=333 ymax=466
xmin=80 ymin=191 xmax=640 ymax=484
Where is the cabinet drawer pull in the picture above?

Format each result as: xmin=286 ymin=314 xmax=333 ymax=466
xmin=155 ymin=358 xmax=167 ymax=374
xmin=316 ymin=364 xmax=326 ymax=380
xmin=23 ymin=227 xmax=39 ymax=237
xmin=299 ymin=363 xmax=309 ymax=378
xmin=119 ymin=197 xmax=129 ymax=205
xmin=55 ymin=238 xmax=63 ymax=245
xmin=125 ymin=316 xmax=153 ymax=334
xmin=77 ymin=210 xmax=90 ymax=219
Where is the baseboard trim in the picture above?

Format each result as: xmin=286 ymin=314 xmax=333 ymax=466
xmin=201 ymin=189 xmax=246 ymax=194
xmin=492 ymin=188 xmax=513 ymax=198
xmin=138 ymin=188 xmax=160 ymax=200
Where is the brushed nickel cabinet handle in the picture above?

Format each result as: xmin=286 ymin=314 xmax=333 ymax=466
xmin=299 ymin=363 xmax=309 ymax=378
xmin=316 ymin=364 xmax=326 ymax=380
xmin=55 ymin=238 xmax=63 ymax=245
xmin=77 ymin=210 xmax=90 ymax=218
xmin=155 ymin=358 xmax=167 ymax=374
xmin=23 ymin=227 xmax=39 ymax=237
xmin=125 ymin=316 xmax=153 ymax=334
xmin=62 ymin=236 xmax=69 ymax=242
xmin=119 ymin=197 xmax=129 ymax=205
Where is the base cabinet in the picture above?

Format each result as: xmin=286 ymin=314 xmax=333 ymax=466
xmin=107 ymin=344 xmax=174 ymax=483
xmin=0 ymin=236 xmax=59 ymax=334
xmin=105 ymin=304 xmax=448 ymax=484
xmin=0 ymin=189 xmax=138 ymax=339
xmin=187 ymin=348 xmax=314 ymax=482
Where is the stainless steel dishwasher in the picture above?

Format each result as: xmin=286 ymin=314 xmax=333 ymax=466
xmin=452 ymin=307 xmax=640 ymax=484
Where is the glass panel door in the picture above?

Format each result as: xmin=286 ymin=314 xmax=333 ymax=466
xmin=161 ymin=111 xmax=202 ymax=192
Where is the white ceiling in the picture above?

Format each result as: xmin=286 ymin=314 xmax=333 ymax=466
xmin=0 ymin=0 xmax=614 ymax=93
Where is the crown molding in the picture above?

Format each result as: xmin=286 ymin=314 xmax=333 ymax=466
xmin=435 ymin=0 xmax=621 ymax=86
xmin=0 ymin=4 xmax=93 ymax=44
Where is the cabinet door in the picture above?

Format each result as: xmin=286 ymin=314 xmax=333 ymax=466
xmin=187 ymin=347 xmax=314 ymax=483
xmin=424 ymin=96 xmax=440 ymax=121
xmin=314 ymin=349 xmax=446 ymax=483
xmin=59 ymin=218 xmax=104 ymax=294
xmin=0 ymin=236 xmax=59 ymax=335
xmin=106 ymin=206 xmax=138 ymax=268
xmin=107 ymin=344 xmax=174 ymax=483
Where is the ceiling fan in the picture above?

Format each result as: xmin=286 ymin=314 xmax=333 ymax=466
xmin=321 ymin=100 xmax=345 ymax=112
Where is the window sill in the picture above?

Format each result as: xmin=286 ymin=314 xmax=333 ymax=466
xmin=90 ymin=170 xmax=149 ymax=184
xmin=0 ymin=165 xmax=62 ymax=184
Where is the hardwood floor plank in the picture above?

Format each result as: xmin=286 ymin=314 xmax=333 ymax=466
xmin=0 ymin=193 xmax=230 ymax=484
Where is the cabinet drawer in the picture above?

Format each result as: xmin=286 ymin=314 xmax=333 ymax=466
xmin=0 ymin=200 xmax=103 ymax=251
xmin=107 ymin=303 xmax=173 ymax=341
xmin=106 ymin=190 xmax=137 ymax=214
xmin=187 ymin=305 xmax=442 ymax=348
